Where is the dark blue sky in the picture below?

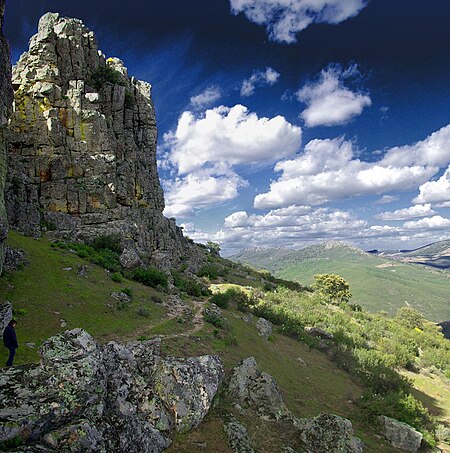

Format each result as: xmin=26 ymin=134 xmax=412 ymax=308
xmin=5 ymin=0 xmax=450 ymax=253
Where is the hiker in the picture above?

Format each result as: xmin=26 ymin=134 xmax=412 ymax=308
xmin=3 ymin=319 xmax=18 ymax=367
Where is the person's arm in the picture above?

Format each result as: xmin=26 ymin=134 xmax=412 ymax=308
xmin=12 ymin=329 xmax=18 ymax=348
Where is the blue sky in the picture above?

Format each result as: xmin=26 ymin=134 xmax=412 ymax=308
xmin=5 ymin=0 xmax=450 ymax=254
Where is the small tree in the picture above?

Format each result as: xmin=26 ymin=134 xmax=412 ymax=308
xmin=312 ymin=274 xmax=352 ymax=304
xmin=206 ymin=241 xmax=221 ymax=256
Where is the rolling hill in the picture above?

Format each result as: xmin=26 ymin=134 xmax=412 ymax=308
xmin=231 ymin=241 xmax=450 ymax=322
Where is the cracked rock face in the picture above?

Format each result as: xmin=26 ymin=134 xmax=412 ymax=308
xmin=6 ymin=12 xmax=198 ymax=269
xmin=0 ymin=0 xmax=13 ymax=274
xmin=0 ymin=329 xmax=224 ymax=452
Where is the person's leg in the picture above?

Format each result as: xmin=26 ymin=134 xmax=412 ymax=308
xmin=6 ymin=347 xmax=15 ymax=366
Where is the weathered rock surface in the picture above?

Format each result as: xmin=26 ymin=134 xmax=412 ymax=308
xmin=0 ymin=0 xmax=13 ymax=274
xmin=3 ymin=246 xmax=28 ymax=272
xmin=0 ymin=300 xmax=12 ymax=333
xmin=305 ymin=326 xmax=334 ymax=341
xmin=256 ymin=317 xmax=273 ymax=340
xmin=0 ymin=328 xmax=224 ymax=452
xmin=378 ymin=415 xmax=423 ymax=452
xmin=227 ymin=357 xmax=363 ymax=452
xmin=6 ymin=13 xmax=202 ymax=269
xmin=224 ymin=417 xmax=254 ymax=453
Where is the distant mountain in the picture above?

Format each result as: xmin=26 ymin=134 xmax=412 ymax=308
xmin=231 ymin=241 xmax=450 ymax=322
xmin=371 ymin=240 xmax=450 ymax=269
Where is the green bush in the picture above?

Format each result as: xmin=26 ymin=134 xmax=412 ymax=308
xmin=89 ymin=234 xmax=123 ymax=254
xmin=88 ymin=66 xmax=124 ymax=91
xmin=151 ymin=294 xmax=164 ymax=304
xmin=173 ymin=272 xmax=210 ymax=296
xmin=203 ymin=311 xmax=228 ymax=329
xmin=111 ymin=272 xmax=123 ymax=283
xmin=124 ymin=90 xmax=135 ymax=109
xmin=121 ymin=287 xmax=133 ymax=299
xmin=197 ymin=265 xmax=219 ymax=280
xmin=132 ymin=267 xmax=168 ymax=288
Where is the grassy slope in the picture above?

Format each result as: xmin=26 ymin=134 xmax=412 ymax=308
xmin=232 ymin=245 xmax=450 ymax=322
xmin=1 ymin=233 xmax=449 ymax=451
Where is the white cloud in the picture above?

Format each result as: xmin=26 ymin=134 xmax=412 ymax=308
xmin=297 ymin=64 xmax=371 ymax=127
xmin=254 ymin=124 xmax=450 ymax=209
xmin=413 ymin=166 xmax=450 ymax=205
xmin=376 ymin=204 xmax=435 ymax=221
xmin=375 ymin=195 xmax=399 ymax=205
xmin=163 ymin=104 xmax=301 ymax=175
xmin=163 ymin=173 xmax=248 ymax=219
xmin=161 ymin=104 xmax=301 ymax=217
xmin=240 ymin=67 xmax=280 ymax=97
xmin=190 ymin=86 xmax=222 ymax=109
xmin=230 ymin=0 xmax=368 ymax=44
xmin=403 ymin=215 xmax=450 ymax=230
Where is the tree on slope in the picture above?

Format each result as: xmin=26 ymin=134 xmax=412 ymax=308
xmin=312 ymin=274 xmax=352 ymax=304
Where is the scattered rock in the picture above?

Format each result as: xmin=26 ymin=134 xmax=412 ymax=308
xmin=77 ymin=264 xmax=88 ymax=278
xmin=26 ymin=342 xmax=36 ymax=348
xmin=227 ymin=357 xmax=291 ymax=421
xmin=305 ymin=326 xmax=334 ymax=341
xmin=3 ymin=246 xmax=28 ymax=272
xmin=120 ymin=247 xmax=143 ymax=269
xmin=111 ymin=291 xmax=132 ymax=304
xmin=62 ymin=267 xmax=72 ymax=271
xmin=227 ymin=357 xmax=363 ymax=452
xmin=296 ymin=413 xmax=364 ymax=453
xmin=378 ymin=415 xmax=423 ymax=452
xmin=256 ymin=317 xmax=273 ymax=340
xmin=60 ymin=318 xmax=67 ymax=328
xmin=242 ymin=314 xmax=253 ymax=323
xmin=224 ymin=417 xmax=254 ymax=453
xmin=296 ymin=357 xmax=307 ymax=365
xmin=202 ymin=303 xmax=226 ymax=325
xmin=0 ymin=328 xmax=224 ymax=452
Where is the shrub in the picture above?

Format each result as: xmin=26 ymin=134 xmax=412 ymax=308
xmin=173 ymin=272 xmax=210 ymax=296
xmin=124 ymin=90 xmax=135 ymax=109
xmin=88 ymin=66 xmax=124 ymax=91
xmin=151 ymin=295 xmax=164 ymax=304
xmin=312 ymin=274 xmax=352 ymax=304
xmin=203 ymin=311 xmax=228 ymax=329
xmin=197 ymin=265 xmax=219 ymax=280
xmin=13 ymin=308 xmax=28 ymax=317
xmin=224 ymin=333 xmax=238 ymax=347
xmin=137 ymin=307 xmax=150 ymax=317
xmin=90 ymin=234 xmax=123 ymax=254
xmin=121 ymin=287 xmax=133 ymax=299
xmin=132 ymin=267 xmax=168 ymax=288
xmin=111 ymin=272 xmax=123 ymax=283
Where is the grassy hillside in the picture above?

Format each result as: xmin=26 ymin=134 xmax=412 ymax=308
xmin=1 ymin=232 xmax=449 ymax=451
xmin=231 ymin=242 xmax=450 ymax=322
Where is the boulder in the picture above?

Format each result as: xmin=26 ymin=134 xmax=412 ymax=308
xmin=305 ymin=326 xmax=334 ymax=341
xmin=0 ymin=300 xmax=12 ymax=333
xmin=378 ymin=415 xmax=423 ymax=452
xmin=227 ymin=357 xmax=291 ymax=421
xmin=0 ymin=329 xmax=224 ymax=452
xmin=224 ymin=418 xmax=254 ymax=453
xmin=256 ymin=317 xmax=273 ymax=340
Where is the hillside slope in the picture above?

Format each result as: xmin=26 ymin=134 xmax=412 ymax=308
xmin=0 ymin=232 xmax=407 ymax=452
xmin=231 ymin=242 xmax=450 ymax=321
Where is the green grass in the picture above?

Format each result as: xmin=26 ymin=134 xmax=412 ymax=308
xmin=231 ymin=243 xmax=450 ymax=321
xmin=0 ymin=232 xmax=167 ymax=364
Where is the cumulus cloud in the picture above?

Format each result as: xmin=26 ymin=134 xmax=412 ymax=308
xmin=413 ymin=166 xmax=450 ymax=205
xmin=403 ymin=215 xmax=450 ymax=230
xmin=240 ymin=67 xmax=280 ymax=97
xmin=163 ymin=173 xmax=248 ymax=218
xmin=254 ymin=124 xmax=450 ymax=209
xmin=162 ymin=104 xmax=301 ymax=217
xmin=230 ymin=0 xmax=368 ymax=44
xmin=190 ymin=85 xmax=222 ymax=109
xmin=163 ymin=104 xmax=301 ymax=174
xmin=375 ymin=204 xmax=435 ymax=221
xmin=297 ymin=64 xmax=372 ymax=127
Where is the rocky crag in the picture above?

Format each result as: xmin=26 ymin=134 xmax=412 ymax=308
xmin=6 ymin=13 xmax=197 ymax=269
xmin=0 ymin=330 xmax=365 ymax=452
xmin=0 ymin=329 xmax=224 ymax=452
xmin=0 ymin=0 xmax=13 ymax=274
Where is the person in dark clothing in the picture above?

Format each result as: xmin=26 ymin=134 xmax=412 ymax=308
xmin=3 ymin=319 xmax=18 ymax=367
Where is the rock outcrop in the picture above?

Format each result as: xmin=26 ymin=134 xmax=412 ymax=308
xmin=0 ymin=328 xmax=224 ymax=452
xmin=6 ymin=13 xmax=199 ymax=269
xmin=0 ymin=0 xmax=13 ymax=274
xmin=226 ymin=357 xmax=364 ymax=452
xmin=378 ymin=415 xmax=423 ymax=452
xmin=0 ymin=300 xmax=12 ymax=333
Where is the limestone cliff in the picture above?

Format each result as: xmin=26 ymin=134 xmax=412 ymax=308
xmin=6 ymin=13 xmax=196 ymax=268
xmin=0 ymin=0 xmax=13 ymax=274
